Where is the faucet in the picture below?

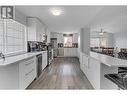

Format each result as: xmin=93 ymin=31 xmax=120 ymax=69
xmin=0 ymin=51 xmax=5 ymax=60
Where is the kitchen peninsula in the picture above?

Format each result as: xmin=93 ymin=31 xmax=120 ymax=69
xmin=80 ymin=51 xmax=127 ymax=89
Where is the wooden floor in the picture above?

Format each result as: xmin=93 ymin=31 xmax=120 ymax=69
xmin=27 ymin=57 xmax=93 ymax=89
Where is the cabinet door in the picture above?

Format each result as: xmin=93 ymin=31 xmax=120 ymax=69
xmin=57 ymin=33 xmax=63 ymax=43
xmin=73 ymin=48 xmax=78 ymax=57
xmin=73 ymin=33 xmax=78 ymax=43
xmin=42 ymin=52 xmax=47 ymax=70
xmin=64 ymin=48 xmax=67 ymax=56
xmin=82 ymin=55 xmax=89 ymax=68
xmin=64 ymin=48 xmax=70 ymax=56
xmin=19 ymin=57 xmax=37 ymax=89
xmin=44 ymin=52 xmax=47 ymax=68
xmin=65 ymin=48 xmax=78 ymax=57
xmin=69 ymin=48 xmax=72 ymax=56
xmin=58 ymin=48 xmax=64 ymax=56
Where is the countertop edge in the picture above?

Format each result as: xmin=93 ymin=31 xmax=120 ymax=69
xmin=90 ymin=51 xmax=127 ymax=67
xmin=0 ymin=51 xmax=47 ymax=66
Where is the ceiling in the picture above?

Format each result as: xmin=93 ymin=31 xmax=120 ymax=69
xmin=16 ymin=6 xmax=127 ymax=33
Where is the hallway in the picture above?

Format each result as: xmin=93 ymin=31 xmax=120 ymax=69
xmin=28 ymin=57 xmax=93 ymax=89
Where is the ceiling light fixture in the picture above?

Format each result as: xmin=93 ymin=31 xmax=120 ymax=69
xmin=50 ymin=7 xmax=63 ymax=16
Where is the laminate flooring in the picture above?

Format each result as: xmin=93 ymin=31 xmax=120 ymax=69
xmin=27 ymin=57 xmax=94 ymax=89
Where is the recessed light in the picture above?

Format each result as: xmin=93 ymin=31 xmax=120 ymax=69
xmin=49 ymin=7 xmax=63 ymax=16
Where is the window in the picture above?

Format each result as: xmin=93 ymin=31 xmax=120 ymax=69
xmin=90 ymin=37 xmax=107 ymax=47
xmin=0 ymin=19 xmax=4 ymax=53
xmin=100 ymin=37 xmax=106 ymax=47
xmin=90 ymin=38 xmax=100 ymax=47
xmin=64 ymin=34 xmax=73 ymax=47
xmin=0 ymin=19 xmax=26 ymax=56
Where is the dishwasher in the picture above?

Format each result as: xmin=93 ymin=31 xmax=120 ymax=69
xmin=36 ymin=54 xmax=42 ymax=78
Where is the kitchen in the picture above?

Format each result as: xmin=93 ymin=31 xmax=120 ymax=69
xmin=0 ymin=6 xmax=127 ymax=90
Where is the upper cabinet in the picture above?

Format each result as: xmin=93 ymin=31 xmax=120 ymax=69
xmin=45 ymin=28 xmax=51 ymax=43
xmin=50 ymin=32 xmax=78 ymax=43
xmin=73 ymin=33 xmax=78 ymax=43
xmin=50 ymin=32 xmax=57 ymax=38
xmin=57 ymin=33 xmax=64 ymax=43
xmin=27 ymin=17 xmax=46 ymax=42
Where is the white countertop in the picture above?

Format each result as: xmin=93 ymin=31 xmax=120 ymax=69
xmin=90 ymin=51 xmax=127 ymax=67
xmin=0 ymin=51 xmax=47 ymax=66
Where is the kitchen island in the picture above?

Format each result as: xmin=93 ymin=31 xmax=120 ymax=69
xmin=80 ymin=51 xmax=127 ymax=89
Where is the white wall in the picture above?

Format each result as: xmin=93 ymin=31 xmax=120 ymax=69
xmin=45 ymin=28 xmax=51 ymax=43
xmin=78 ymin=32 xmax=80 ymax=58
xmin=91 ymin=10 xmax=127 ymax=49
xmin=114 ymin=32 xmax=127 ymax=51
xmin=80 ymin=27 xmax=90 ymax=55
xmin=15 ymin=9 xmax=26 ymax=25
xmin=90 ymin=32 xmax=114 ymax=47
xmin=0 ymin=8 xmax=26 ymax=25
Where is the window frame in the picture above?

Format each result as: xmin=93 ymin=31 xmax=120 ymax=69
xmin=63 ymin=34 xmax=73 ymax=48
xmin=0 ymin=19 xmax=27 ymax=57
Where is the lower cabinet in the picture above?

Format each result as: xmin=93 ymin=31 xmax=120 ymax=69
xmin=80 ymin=52 xmax=118 ymax=89
xmin=0 ymin=56 xmax=37 ymax=89
xmin=42 ymin=51 xmax=47 ymax=70
xmin=64 ymin=48 xmax=78 ymax=57
xmin=58 ymin=48 xmax=64 ymax=56
xmin=19 ymin=56 xmax=37 ymax=89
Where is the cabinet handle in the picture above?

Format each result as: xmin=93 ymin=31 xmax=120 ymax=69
xmin=25 ymin=68 xmax=34 ymax=76
xmin=25 ymin=60 xmax=34 ymax=66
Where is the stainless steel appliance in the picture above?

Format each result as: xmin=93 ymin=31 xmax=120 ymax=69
xmin=36 ymin=54 xmax=42 ymax=77
xmin=27 ymin=41 xmax=47 ymax=52
xmin=50 ymin=38 xmax=58 ymax=57
xmin=104 ymin=67 xmax=127 ymax=89
xmin=47 ymin=43 xmax=52 ymax=65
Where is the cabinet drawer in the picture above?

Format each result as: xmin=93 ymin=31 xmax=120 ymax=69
xmin=19 ymin=57 xmax=36 ymax=75
xmin=20 ymin=67 xmax=36 ymax=89
xmin=24 ymin=68 xmax=36 ymax=88
xmin=19 ymin=57 xmax=37 ymax=89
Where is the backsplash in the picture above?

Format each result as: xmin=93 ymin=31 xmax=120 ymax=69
xmin=27 ymin=41 xmax=47 ymax=52
xmin=72 ymin=43 xmax=78 ymax=48
xmin=58 ymin=43 xmax=63 ymax=48
xmin=58 ymin=43 xmax=78 ymax=48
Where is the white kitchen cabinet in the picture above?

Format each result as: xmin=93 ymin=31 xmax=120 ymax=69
xmin=80 ymin=52 xmax=118 ymax=89
xmin=45 ymin=28 xmax=51 ymax=43
xmin=80 ymin=52 xmax=89 ymax=73
xmin=64 ymin=48 xmax=68 ymax=56
xmin=27 ymin=17 xmax=46 ymax=42
xmin=57 ymin=33 xmax=64 ymax=43
xmin=80 ymin=52 xmax=101 ymax=89
xmin=58 ymin=48 xmax=64 ymax=56
xmin=0 ymin=56 xmax=37 ymax=89
xmin=50 ymin=32 xmax=57 ymax=38
xmin=64 ymin=48 xmax=78 ymax=57
xmin=42 ymin=51 xmax=47 ymax=70
xmin=50 ymin=33 xmax=64 ymax=43
xmin=73 ymin=33 xmax=78 ymax=43
xmin=19 ymin=56 xmax=37 ymax=89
